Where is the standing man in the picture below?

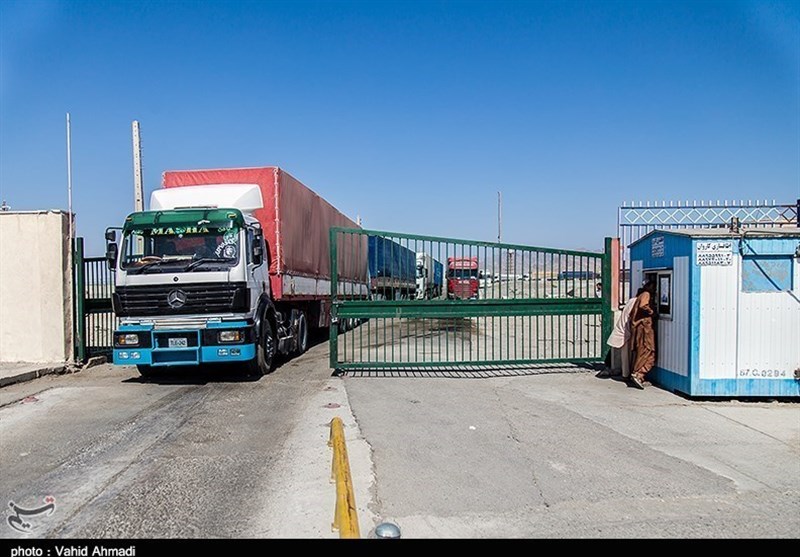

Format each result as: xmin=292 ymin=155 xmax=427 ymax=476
xmin=605 ymin=290 xmax=639 ymax=379
xmin=630 ymin=279 xmax=657 ymax=389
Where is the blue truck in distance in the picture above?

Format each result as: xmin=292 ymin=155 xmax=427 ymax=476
xmin=367 ymin=236 xmax=417 ymax=300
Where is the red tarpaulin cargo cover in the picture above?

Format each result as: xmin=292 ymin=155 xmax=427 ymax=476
xmin=162 ymin=166 xmax=367 ymax=301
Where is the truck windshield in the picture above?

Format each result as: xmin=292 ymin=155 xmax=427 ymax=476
xmin=120 ymin=224 xmax=241 ymax=272
xmin=448 ymin=269 xmax=478 ymax=279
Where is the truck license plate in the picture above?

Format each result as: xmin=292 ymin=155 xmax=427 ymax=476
xmin=168 ymin=338 xmax=188 ymax=348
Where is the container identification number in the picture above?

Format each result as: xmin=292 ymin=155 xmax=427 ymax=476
xmin=738 ymin=368 xmax=788 ymax=379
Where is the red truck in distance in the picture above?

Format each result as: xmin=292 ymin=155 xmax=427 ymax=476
xmin=447 ymin=256 xmax=479 ymax=300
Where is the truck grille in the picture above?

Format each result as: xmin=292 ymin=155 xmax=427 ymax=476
xmin=114 ymin=282 xmax=249 ymax=317
xmin=450 ymin=281 xmax=477 ymax=299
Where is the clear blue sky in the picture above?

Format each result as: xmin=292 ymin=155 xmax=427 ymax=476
xmin=2 ymin=0 xmax=798 ymax=255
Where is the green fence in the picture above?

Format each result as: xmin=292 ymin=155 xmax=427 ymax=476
xmin=330 ymin=228 xmax=613 ymax=372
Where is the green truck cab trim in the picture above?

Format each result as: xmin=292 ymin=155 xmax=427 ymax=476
xmin=122 ymin=208 xmax=245 ymax=233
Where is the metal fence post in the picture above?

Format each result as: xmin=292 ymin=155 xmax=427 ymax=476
xmin=601 ymin=237 xmax=614 ymax=361
xmin=329 ymin=227 xmax=339 ymax=371
xmin=73 ymin=237 xmax=86 ymax=363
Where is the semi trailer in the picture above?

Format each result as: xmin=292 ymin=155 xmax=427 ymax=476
xmin=106 ymin=166 xmax=367 ymax=377
xmin=367 ymin=236 xmax=417 ymax=300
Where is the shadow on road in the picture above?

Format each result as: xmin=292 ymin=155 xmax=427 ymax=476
xmin=123 ymin=364 xmax=265 ymax=385
xmin=337 ymin=361 xmax=604 ymax=379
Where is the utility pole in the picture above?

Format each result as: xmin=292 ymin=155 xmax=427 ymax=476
xmin=132 ymin=121 xmax=144 ymax=253
xmin=497 ymin=191 xmax=502 ymax=243
xmin=132 ymin=121 xmax=144 ymax=212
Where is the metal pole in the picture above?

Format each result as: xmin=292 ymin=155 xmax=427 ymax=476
xmin=66 ymin=113 xmax=76 ymax=365
xmin=66 ymin=113 xmax=74 ymax=246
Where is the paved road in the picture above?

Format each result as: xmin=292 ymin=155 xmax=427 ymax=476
xmin=344 ymin=366 xmax=800 ymax=539
xmin=2 ymin=337 xmax=798 ymax=540
xmin=0 ymin=336 xmax=371 ymax=539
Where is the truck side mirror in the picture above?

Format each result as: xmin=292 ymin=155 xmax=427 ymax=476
xmin=253 ymin=231 xmax=264 ymax=266
xmin=106 ymin=242 xmax=118 ymax=271
xmin=105 ymin=229 xmax=117 ymax=242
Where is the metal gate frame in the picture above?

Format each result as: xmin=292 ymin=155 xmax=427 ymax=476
xmin=329 ymin=228 xmax=614 ymax=372
xmin=73 ymin=237 xmax=117 ymax=361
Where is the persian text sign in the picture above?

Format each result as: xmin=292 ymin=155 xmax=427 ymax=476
xmin=651 ymin=236 xmax=664 ymax=258
xmin=697 ymin=241 xmax=733 ymax=266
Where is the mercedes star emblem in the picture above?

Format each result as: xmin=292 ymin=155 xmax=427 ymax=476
xmin=167 ymin=289 xmax=187 ymax=308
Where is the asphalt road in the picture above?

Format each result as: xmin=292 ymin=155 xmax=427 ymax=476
xmin=344 ymin=366 xmax=800 ymax=538
xmin=0 ymin=335 xmax=368 ymax=539
xmin=2 ymin=332 xmax=798 ymax=540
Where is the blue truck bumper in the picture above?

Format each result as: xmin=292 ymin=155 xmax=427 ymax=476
xmin=112 ymin=321 xmax=256 ymax=367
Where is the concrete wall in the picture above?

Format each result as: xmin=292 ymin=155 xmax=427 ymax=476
xmin=0 ymin=211 xmax=73 ymax=363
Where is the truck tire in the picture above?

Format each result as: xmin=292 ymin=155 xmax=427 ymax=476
xmin=136 ymin=364 xmax=157 ymax=378
xmin=246 ymin=318 xmax=275 ymax=377
xmin=295 ymin=311 xmax=309 ymax=354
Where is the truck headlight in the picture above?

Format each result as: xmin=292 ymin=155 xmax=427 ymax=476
xmin=115 ymin=333 xmax=140 ymax=346
xmin=218 ymin=330 xmax=243 ymax=343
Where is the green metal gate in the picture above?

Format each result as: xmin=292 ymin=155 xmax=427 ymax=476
xmin=73 ymin=237 xmax=117 ymax=361
xmin=329 ymin=228 xmax=614 ymax=372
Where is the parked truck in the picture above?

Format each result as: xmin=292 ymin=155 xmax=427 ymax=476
xmin=367 ymin=236 xmax=416 ymax=300
xmin=447 ymin=256 xmax=479 ymax=299
xmin=415 ymin=252 xmax=444 ymax=299
xmin=106 ymin=166 xmax=368 ymax=377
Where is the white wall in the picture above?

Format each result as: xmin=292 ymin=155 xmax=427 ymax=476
xmin=697 ymin=252 xmax=799 ymax=380
xmin=658 ymin=256 xmax=689 ymax=376
xmin=736 ymin=257 xmax=800 ymax=379
xmin=0 ymin=211 xmax=73 ymax=363
xmin=698 ymin=256 xmax=739 ymax=379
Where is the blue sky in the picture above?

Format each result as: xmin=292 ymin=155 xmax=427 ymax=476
xmin=2 ymin=0 xmax=798 ymax=255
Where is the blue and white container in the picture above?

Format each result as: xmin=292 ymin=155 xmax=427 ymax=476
xmin=629 ymin=227 xmax=800 ymax=398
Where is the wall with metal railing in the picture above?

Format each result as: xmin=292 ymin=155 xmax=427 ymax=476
xmin=617 ymin=199 xmax=799 ymax=304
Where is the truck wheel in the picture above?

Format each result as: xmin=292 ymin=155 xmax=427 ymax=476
xmin=295 ymin=311 xmax=309 ymax=354
xmin=136 ymin=364 xmax=157 ymax=378
xmin=246 ymin=319 xmax=275 ymax=377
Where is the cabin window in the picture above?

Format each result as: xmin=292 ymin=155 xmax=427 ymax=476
xmin=644 ymin=270 xmax=672 ymax=319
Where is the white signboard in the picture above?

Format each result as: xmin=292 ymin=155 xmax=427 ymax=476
xmin=696 ymin=241 xmax=733 ymax=266
xmin=651 ymin=236 xmax=664 ymax=258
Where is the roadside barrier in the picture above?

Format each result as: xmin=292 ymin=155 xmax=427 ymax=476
xmin=328 ymin=416 xmax=360 ymax=538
